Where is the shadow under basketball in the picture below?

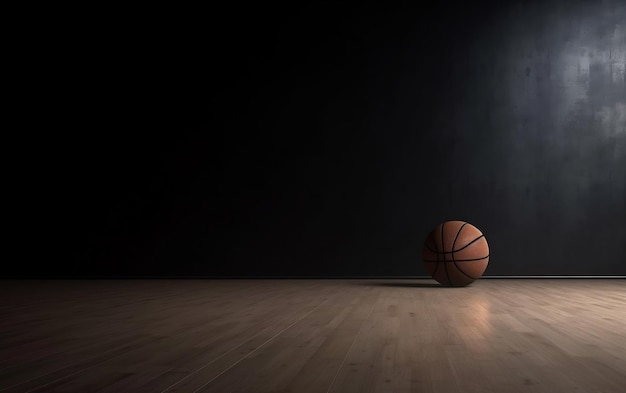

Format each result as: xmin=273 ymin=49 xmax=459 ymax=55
xmin=356 ymin=281 xmax=442 ymax=288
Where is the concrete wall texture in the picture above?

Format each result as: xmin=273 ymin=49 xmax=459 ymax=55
xmin=6 ymin=1 xmax=624 ymax=277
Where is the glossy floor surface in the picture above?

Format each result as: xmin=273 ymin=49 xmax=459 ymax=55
xmin=0 ymin=279 xmax=624 ymax=392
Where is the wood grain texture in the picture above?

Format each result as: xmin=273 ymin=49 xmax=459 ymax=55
xmin=0 ymin=279 xmax=624 ymax=392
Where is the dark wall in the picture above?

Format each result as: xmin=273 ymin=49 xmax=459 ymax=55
xmin=7 ymin=1 xmax=625 ymax=277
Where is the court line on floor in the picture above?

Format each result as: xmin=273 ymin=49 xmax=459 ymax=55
xmin=0 ymin=336 xmax=159 ymax=393
xmin=325 ymin=290 xmax=379 ymax=393
xmin=159 ymin=297 xmax=331 ymax=393
xmin=0 ymin=336 xmax=163 ymax=393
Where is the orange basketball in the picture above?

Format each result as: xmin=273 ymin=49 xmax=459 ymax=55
xmin=422 ymin=220 xmax=489 ymax=287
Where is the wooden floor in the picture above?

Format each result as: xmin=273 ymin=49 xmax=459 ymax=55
xmin=0 ymin=279 xmax=624 ymax=393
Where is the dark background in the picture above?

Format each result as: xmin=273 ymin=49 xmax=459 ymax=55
xmin=6 ymin=0 xmax=625 ymax=277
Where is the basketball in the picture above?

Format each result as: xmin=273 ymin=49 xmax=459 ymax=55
xmin=422 ymin=220 xmax=489 ymax=287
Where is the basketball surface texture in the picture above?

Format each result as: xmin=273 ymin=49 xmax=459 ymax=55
xmin=422 ymin=220 xmax=489 ymax=287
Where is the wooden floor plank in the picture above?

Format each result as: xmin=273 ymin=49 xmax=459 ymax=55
xmin=0 ymin=279 xmax=624 ymax=393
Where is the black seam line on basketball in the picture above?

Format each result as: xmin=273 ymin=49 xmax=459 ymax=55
xmin=453 ymin=260 xmax=479 ymax=280
xmin=451 ymin=222 xmax=468 ymax=254
xmin=444 ymin=253 xmax=452 ymax=286
xmin=442 ymin=222 xmax=452 ymax=287
xmin=426 ymin=231 xmax=438 ymax=253
xmin=449 ymin=222 xmax=467 ymax=285
xmin=432 ymin=233 xmax=440 ymax=276
xmin=427 ymin=235 xmax=486 ymax=254
xmin=452 ymin=235 xmax=485 ymax=252
xmin=423 ymin=255 xmax=489 ymax=262
xmin=432 ymin=255 xmax=440 ymax=276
